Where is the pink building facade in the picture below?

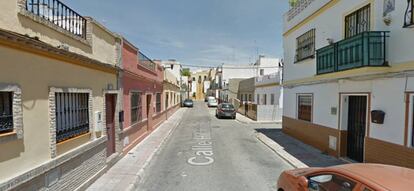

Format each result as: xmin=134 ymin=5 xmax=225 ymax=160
xmin=120 ymin=39 xmax=168 ymax=153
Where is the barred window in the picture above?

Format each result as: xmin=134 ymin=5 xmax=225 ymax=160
xmin=263 ymin=94 xmax=267 ymax=105
xmin=131 ymin=92 xmax=142 ymax=123
xmin=271 ymin=94 xmax=275 ymax=105
xmin=156 ymin=93 xmax=161 ymax=113
xmin=345 ymin=5 xmax=370 ymax=38
xmin=295 ymin=29 xmax=315 ymax=62
xmin=55 ymin=93 xmax=89 ymax=143
xmin=0 ymin=92 xmax=13 ymax=134
xmin=298 ymin=94 xmax=313 ymax=122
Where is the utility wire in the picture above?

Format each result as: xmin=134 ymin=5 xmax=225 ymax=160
xmin=180 ymin=63 xmax=280 ymax=69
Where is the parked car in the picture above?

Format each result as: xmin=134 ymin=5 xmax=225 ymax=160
xmin=207 ymin=96 xmax=215 ymax=102
xmin=205 ymin=96 xmax=214 ymax=102
xmin=207 ymin=98 xmax=218 ymax=107
xmin=277 ymin=163 xmax=414 ymax=191
xmin=182 ymin=99 xmax=193 ymax=108
xmin=216 ymin=103 xmax=236 ymax=119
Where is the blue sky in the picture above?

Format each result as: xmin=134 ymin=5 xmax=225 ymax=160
xmin=68 ymin=0 xmax=288 ymax=68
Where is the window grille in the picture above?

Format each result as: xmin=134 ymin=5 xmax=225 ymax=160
xmin=296 ymin=29 xmax=316 ymax=62
xmin=0 ymin=92 xmax=13 ymax=134
xmin=131 ymin=92 xmax=142 ymax=123
xmin=55 ymin=93 xmax=89 ymax=143
xmin=404 ymin=0 xmax=414 ymax=27
xmin=345 ymin=5 xmax=371 ymax=38
xmin=156 ymin=93 xmax=161 ymax=113
xmin=298 ymin=95 xmax=312 ymax=122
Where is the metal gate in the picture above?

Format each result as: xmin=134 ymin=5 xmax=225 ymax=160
xmin=346 ymin=96 xmax=367 ymax=162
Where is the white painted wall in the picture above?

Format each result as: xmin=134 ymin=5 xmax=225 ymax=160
xmin=283 ymin=0 xmax=414 ymax=82
xmin=255 ymin=85 xmax=283 ymax=122
xmin=222 ymin=58 xmax=280 ymax=86
xmin=162 ymin=60 xmax=181 ymax=80
xmin=203 ymin=81 xmax=210 ymax=93
xmin=283 ymin=76 xmax=414 ymax=146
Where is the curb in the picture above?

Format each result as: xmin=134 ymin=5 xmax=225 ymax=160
xmin=256 ymin=132 xmax=308 ymax=169
xmin=126 ymin=109 xmax=186 ymax=191
xmin=235 ymin=113 xmax=281 ymax=125
xmin=236 ymin=119 xmax=281 ymax=125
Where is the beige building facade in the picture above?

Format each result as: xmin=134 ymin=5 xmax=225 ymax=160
xmin=0 ymin=1 xmax=122 ymax=190
xmin=190 ymin=69 xmax=215 ymax=101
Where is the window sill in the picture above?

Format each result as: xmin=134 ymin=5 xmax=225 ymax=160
xmin=0 ymin=131 xmax=18 ymax=144
xmin=56 ymin=132 xmax=91 ymax=146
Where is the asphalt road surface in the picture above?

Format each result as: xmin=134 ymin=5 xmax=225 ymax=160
xmin=137 ymin=101 xmax=292 ymax=191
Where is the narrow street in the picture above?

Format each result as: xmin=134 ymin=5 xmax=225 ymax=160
xmin=137 ymin=102 xmax=292 ymax=191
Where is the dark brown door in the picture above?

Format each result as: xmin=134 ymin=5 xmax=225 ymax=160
xmin=146 ymin=94 xmax=152 ymax=117
xmin=105 ymin=94 xmax=116 ymax=157
xmin=146 ymin=94 xmax=152 ymax=129
xmin=347 ymin=96 xmax=367 ymax=162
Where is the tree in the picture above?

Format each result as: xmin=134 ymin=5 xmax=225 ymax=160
xmin=181 ymin=68 xmax=191 ymax=77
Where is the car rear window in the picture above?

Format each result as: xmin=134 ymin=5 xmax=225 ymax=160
xmin=221 ymin=104 xmax=234 ymax=109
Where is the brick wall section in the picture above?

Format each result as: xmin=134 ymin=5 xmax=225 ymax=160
xmin=7 ymin=139 xmax=106 ymax=191
xmin=365 ymin=137 xmax=414 ymax=168
xmin=282 ymin=116 xmax=340 ymax=156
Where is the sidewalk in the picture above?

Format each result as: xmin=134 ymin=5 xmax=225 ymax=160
xmin=236 ymin=113 xmax=281 ymax=124
xmin=86 ymin=108 xmax=186 ymax=191
xmin=255 ymin=125 xmax=345 ymax=168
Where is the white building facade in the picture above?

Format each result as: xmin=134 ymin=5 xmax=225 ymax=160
xmin=255 ymin=72 xmax=283 ymax=122
xmin=283 ymin=0 xmax=414 ymax=168
xmin=218 ymin=57 xmax=280 ymax=102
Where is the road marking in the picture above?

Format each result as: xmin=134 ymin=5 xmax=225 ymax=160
xmin=187 ymin=124 xmax=215 ymax=166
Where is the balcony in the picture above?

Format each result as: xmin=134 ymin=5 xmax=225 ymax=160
xmin=139 ymin=52 xmax=156 ymax=72
xmin=316 ymin=31 xmax=389 ymax=75
xmin=287 ymin=0 xmax=315 ymax=21
xmin=25 ymin=0 xmax=87 ymax=39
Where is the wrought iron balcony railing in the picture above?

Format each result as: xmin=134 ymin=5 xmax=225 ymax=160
xmin=287 ymin=0 xmax=315 ymax=21
xmin=25 ymin=0 xmax=87 ymax=39
xmin=139 ymin=52 xmax=156 ymax=71
xmin=316 ymin=31 xmax=389 ymax=75
xmin=404 ymin=0 xmax=414 ymax=28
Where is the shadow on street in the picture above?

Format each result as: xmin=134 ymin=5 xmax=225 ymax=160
xmin=255 ymin=128 xmax=345 ymax=167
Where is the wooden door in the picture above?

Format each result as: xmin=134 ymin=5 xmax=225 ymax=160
xmin=105 ymin=94 xmax=116 ymax=156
